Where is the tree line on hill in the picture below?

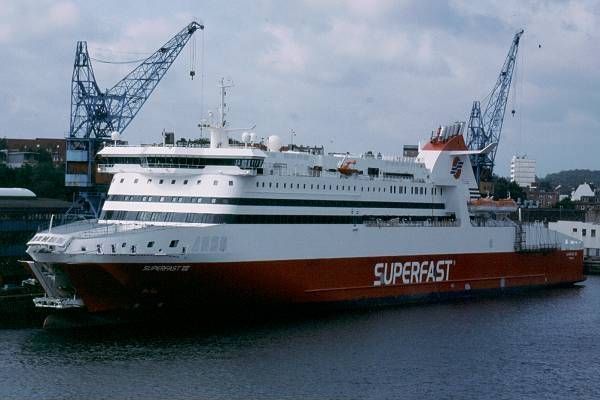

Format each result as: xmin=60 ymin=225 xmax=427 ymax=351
xmin=0 ymin=147 xmax=68 ymax=200
xmin=537 ymin=169 xmax=600 ymax=194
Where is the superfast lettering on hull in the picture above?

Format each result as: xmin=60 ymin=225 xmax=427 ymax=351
xmin=373 ymin=259 xmax=454 ymax=287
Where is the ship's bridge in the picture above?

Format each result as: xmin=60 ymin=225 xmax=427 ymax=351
xmin=97 ymin=145 xmax=266 ymax=174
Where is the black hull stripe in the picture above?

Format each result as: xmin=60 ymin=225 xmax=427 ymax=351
xmin=106 ymin=195 xmax=445 ymax=210
xmin=100 ymin=211 xmax=456 ymax=224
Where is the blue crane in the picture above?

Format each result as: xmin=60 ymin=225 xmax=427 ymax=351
xmin=69 ymin=21 xmax=203 ymax=140
xmin=466 ymin=29 xmax=524 ymax=185
xmin=65 ymin=21 xmax=203 ymax=218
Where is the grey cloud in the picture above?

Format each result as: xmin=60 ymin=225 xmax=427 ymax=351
xmin=0 ymin=0 xmax=598 ymax=176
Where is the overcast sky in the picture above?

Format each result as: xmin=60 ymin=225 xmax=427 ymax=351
xmin=0 ymin=0 xmax=598 ymax=176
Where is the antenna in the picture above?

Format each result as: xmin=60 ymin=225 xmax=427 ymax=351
xmin=218 ymin=78 xmax=234 ymax=128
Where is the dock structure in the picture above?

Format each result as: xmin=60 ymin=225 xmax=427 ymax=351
xmin=0 ymin=188 xmax=70 ymax=284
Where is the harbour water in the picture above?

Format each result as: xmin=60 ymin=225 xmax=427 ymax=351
xmin=2 ymin=277 xmax=600 ymax=399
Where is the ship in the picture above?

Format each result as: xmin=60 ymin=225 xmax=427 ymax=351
xmin=23 ymin=85 xmax=584 ymax=320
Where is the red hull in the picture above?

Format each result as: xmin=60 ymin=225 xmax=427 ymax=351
xmin=62 ymin=250 xmax=584 ymax=313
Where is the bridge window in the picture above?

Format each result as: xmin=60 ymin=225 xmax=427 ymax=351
xmin=229 ymin=180 xmax=234 ymax=186
xmin=119 ymin=178 xmax=124 ymax=183
xmin=183 ymin=180 xmax=188 ymax=185
xmin=171 ymin=180 xmax=176 ymax=184
xmin=147 ymin=241 xmax=155 ymax=248
xmin=169 ymin=240 xmax=179 ymax=248
xmin=159 ymin=179 xmax=164 ymax=184
xmin=147 ymin=179 xmax=152 ymax=184
xmin=134 ymin=178 xmax=139 ymax=184
xmin=214 ymin=180 xmax=219 ymax=186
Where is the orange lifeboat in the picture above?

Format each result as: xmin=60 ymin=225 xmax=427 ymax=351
xmin=468 ymin=197 xmax=518 ymax=213
xmin=337 ymin=159 xmax=360 ymax=176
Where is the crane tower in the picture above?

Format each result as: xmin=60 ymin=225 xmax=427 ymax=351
xmin=65 ymin=21 xmax=203 ymax=189
xmin=64 ymin=21 xmax=203 ymax=217
xmin=466 ymin=29 xmax=524 ymax=187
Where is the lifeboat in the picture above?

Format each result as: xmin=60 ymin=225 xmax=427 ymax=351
xmin=468 ymin=197 xmax=518 ymax=213
xmin=337 ymin=158 xmax=360 ymax=176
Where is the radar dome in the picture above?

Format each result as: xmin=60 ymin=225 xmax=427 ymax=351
xmin=241 ymin=132 xmax=251 ymax=143
xmin=249 ymin=132 xmax=257 ymax=143
xmin=267 ymin=135 xmax=282 ymax=152
xmin=110 ymin=131 xmax=120 ymax=141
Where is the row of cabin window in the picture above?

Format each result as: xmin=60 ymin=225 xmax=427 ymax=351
xmin=105 ymin=194 xmax=445 ymax=209
xmin=118 ymin=177 xmax=234 ymax=187
xmin=116 ymin=195 xmax=227 ymax=204
xmin=255 ymin=181 xmax=441 ymax=196
xmin=92 ymin=239 xmax=182 ymax=255
xmin=572 ymin=227 xmax=597 ymax=237
xmin=100 ymin=210 xmax=452 ymax=224
xmin=102 ymin=157 xmax=263 ymax=168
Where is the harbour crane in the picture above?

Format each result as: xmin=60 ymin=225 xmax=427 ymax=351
xmin=65 ymin=21 xmax=203 ymax=216
xmin=466 ymin=29 xmax=524 ymax=186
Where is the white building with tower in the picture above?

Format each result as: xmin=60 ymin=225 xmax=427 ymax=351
xmin=510 ymin=155 xmax=536 ymax=188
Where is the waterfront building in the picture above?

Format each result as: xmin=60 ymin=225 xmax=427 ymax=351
xmin=549 ymin=220 xmax=600 ymax=258
xmin=525 ymin=187 xmax=559 ymax=208
xmin=510 ymin=155 xmax=536 ymax=188
xmin=1 ymin=138 xmax=66 ymax=168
